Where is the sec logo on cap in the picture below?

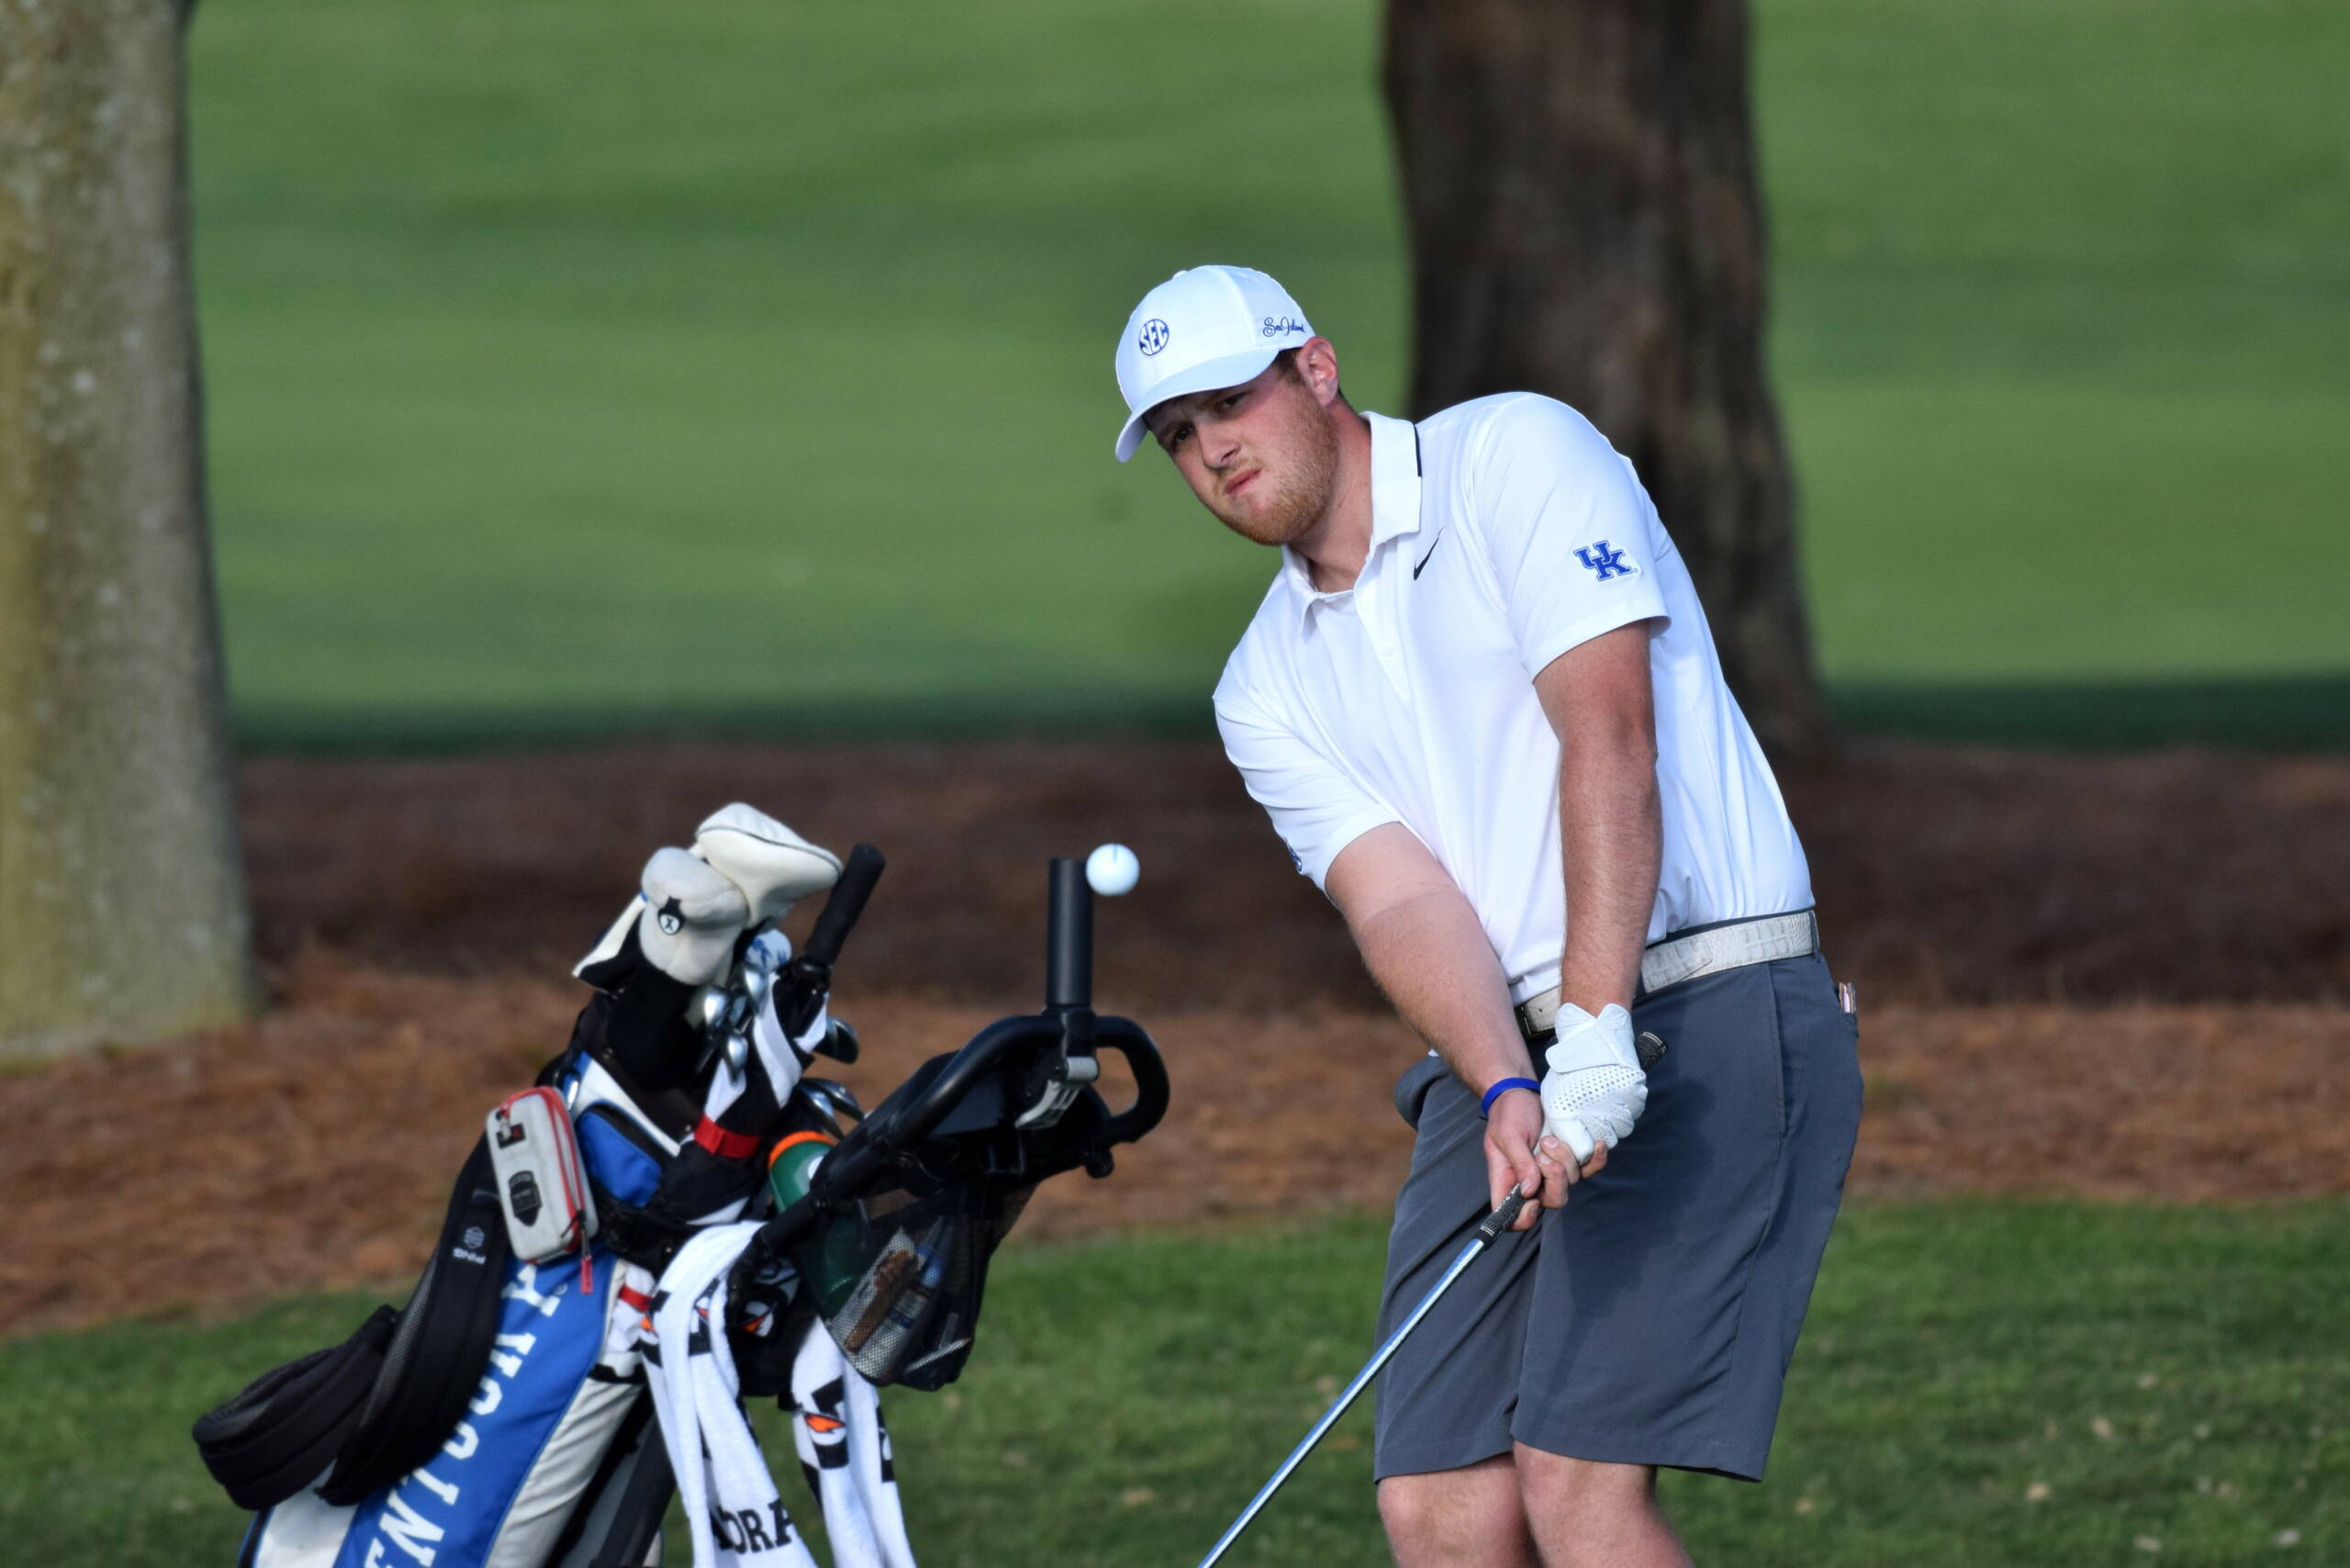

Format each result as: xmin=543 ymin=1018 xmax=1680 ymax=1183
xmin=1137 ymin=318 xmax=1170 ymax=356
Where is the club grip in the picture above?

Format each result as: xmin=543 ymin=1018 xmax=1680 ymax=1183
xmin=1477 ymin=1187 xmax=1530 ymax=1242
xmin=1046 ymin=857 xmax=1092 ymax=1011
xmin=803 ymin=844 xmax=884 ymax=967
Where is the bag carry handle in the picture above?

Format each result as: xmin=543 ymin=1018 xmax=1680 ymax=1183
xmin=1094 ymin=1015 xmax=1169 ymax=1147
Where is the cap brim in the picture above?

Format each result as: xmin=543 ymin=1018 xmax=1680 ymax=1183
xmin=1113 ymin=347 xmax=1281 ymax=462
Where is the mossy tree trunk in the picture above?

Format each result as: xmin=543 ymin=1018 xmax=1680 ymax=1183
xmin=1383 ymin=0 xmax=1829 ymax=760
xmin=0 ymin=0 xmax=254 ymax=1058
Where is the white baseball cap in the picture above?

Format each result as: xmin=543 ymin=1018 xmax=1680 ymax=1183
xmin=1112 ymin=265 xmax=1313 ymax=461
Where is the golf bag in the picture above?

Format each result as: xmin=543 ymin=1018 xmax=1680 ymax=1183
xmin=208 ymin=1054 xmax=677 ymax=1568
xmin=196 ymin=825 xmax=886 ymax=1568
xmin=592 ymin=855 xmax=1169 ymax=1568
xmin=195 ymin=836 xmax=1169 ymax=1568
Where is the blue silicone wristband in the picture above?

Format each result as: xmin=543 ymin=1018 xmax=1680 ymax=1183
xmin=1479 ymin=1077 xmax=1541 ymax=1118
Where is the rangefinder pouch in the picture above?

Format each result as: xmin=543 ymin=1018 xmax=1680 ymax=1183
xmin=487 ymin=1086 xmax=599 ymax=1276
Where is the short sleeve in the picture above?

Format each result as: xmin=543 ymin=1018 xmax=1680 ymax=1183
xmin=1469 ymin=397 xmax=1672 ymax=678
xmin=1214 ymin=688 xmax=1399 ymax=889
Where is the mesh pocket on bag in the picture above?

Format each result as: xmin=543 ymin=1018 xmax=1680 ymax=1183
xmin=809 ymin=1181 xmax=1033 ymax=1391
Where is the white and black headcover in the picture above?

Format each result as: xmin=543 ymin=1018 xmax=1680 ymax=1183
xmin=576 ymin=803 xmax=844 ymax=989
xmin=693 ymin=804 xmax=842 ymax=926
xmin=633 ymin=849 xmax=752 ymax=989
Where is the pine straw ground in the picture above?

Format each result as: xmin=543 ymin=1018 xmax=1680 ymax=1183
xmin=4 ymin=739 xmax=2345 ymax=1338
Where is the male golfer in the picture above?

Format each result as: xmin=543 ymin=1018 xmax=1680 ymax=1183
xmin=1112 ymin=265 xmax=1861 ymax=1567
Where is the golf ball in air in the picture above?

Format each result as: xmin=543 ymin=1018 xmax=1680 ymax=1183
xmin=1086 ymin=843 xmax=1140 ymax=897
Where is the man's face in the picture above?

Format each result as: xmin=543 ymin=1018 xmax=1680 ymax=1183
xmin=1144 ymin=352 xmax=1340 ymax=548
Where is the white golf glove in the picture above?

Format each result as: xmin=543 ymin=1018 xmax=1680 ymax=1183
xmin=1541 ymin=1002 xmax=1648 ymax=1163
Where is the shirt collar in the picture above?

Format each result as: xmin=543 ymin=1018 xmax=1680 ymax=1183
xmin=1367 ymin=410 xmax=1426 ymax=549
xmin=1280 ymin=411 xmax=1425 ymax=625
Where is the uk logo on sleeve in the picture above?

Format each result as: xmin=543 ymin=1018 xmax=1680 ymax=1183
xmin=1574 ymin=541 xmax=1638 ymax=582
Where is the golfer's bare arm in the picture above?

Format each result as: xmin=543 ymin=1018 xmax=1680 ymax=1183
xmin=1538 ymin=620 xmax=1663 ymax=1016
xmin=1325 ymin=620 xmax=1662 ymax=1216
xmin=1326 ymin=824 xmax=1532 ymax=1112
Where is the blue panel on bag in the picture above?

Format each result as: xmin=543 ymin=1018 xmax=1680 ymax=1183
xmin=330 ymin=1254 xmax=612 ymax=1568
xmin=577 ymin=1114 xmax=663 ymax=1206
xmin=238 ymin=1059 xmax=675 ymax=1567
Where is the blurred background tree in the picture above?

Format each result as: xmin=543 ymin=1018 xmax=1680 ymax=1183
xmin=1386 ymin=0 xmax=1823 ymax=758
xmin=0 ymin=0 xmax=253 ymax=1058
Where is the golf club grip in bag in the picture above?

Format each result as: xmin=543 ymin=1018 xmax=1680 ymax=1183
xmin=806 ymin=844 xmax=885 ymax=968
xmin=783 ymin=844 xmax=884 ymax=1037
xmin=1046 ymin=856 xmax=1091 ymax=1011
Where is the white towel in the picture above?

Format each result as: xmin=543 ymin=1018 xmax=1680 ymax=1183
xmin=647 ymin=1229 xmax=918 ymax=1568
xmin=646 ymin=1225 xmax=819 ymax=1568
xmin=642 ymin=935 xmax=907 ymax=1568
xmin=789 ymin=1327 xmax=917 ymax=1568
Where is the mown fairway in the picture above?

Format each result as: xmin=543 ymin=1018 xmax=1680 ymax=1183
xmin=185 ymin=0 xmax=2350 ymax=744
xmin=8 ymin=1204 xmax=2343 ymax=1568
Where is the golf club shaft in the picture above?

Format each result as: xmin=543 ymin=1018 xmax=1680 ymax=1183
xmin=1193 ymin=1188 xmax=1529 ymax=1568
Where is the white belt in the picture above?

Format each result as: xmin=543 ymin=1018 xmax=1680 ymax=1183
xmin=1516 ymin=911 xmax=1818 ymax=1036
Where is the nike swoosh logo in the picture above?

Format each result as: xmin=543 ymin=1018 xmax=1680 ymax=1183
xmin=1413 ymin=532 xmax=1445 ymax=578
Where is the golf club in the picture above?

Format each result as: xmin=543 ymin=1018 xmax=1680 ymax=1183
xmin=1192 ymin=1184 xmax=1532 ymax=1568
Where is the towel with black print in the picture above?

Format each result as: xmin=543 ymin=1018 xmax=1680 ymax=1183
xmin=789 ymin=1325 xmax=916 ymax=1568
xmin=646 ymin=1225 xmax=819 ymax=1568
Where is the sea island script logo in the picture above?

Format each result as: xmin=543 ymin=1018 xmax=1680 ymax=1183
xmin=1260 ymin=315 xmax=1306 ymax=339
xmin=1136 ymin=318 xmax=1170 ymax=356
xmin=1574 ymin=541 xmax=1638 ymax=582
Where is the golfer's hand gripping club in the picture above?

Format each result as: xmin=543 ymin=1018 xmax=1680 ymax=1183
xmin=1540 ymin=1002 xmax=1649 ymax=1163
xmin=1484 ymin=1087 xmax=1585 ymax=1230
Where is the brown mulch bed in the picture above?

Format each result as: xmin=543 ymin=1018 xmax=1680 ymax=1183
xmin=5 ymin=739 xmax=2347 ymax=1338
xmin=241 ymin=738 xmax=2350 ymax=1009
xmin=5 ymin=969 xmax=2344 ymax=1339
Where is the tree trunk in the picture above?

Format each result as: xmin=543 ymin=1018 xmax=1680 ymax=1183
xmin=1383 ymin=0 xmax=1828 ymax=760
xmin=0 ymin=0 xmax=254 ymax=1058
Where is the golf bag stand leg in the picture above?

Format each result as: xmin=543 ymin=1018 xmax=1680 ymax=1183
xmin=588 ymin=1427 xmax=674 ymax=1567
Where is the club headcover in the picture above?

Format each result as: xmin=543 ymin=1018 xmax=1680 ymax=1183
xmin=692 ymin=803 xmax=843 ymax=926
xmin=637 ymin=847 xmax=751 ymax=986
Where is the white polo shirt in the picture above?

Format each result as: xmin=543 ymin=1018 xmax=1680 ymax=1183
xmin=1213 ymin=393 xmax=1812 ymax=1004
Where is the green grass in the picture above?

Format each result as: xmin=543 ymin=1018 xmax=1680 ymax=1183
xmin=1830 ymin=674 xmax=2350 ymax=751
xmin=7 ymin=1203 xmax=2344 ymax=1566
xmin=182 ymin=0 xmax=2350 ymax=748
xmin=1763 ymin=0 xmax=2350 ymax=679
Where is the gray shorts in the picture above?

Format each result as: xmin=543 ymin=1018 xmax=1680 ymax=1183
xmin=1371 ymin=950 xmax=1862 ymax=1484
